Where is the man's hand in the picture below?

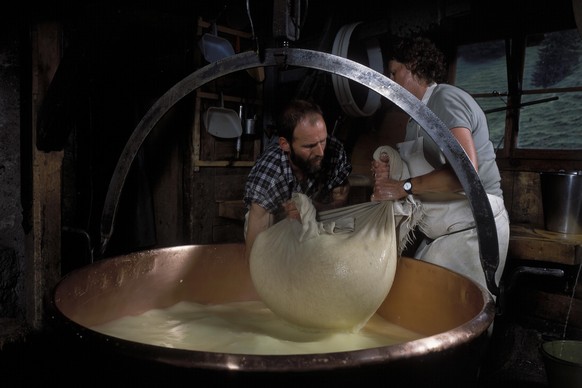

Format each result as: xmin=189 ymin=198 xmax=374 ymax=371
xmin=282 ymin=199 xmax=301 ymax=221
xmin=331 ymin=184 xmax=349 ymax=205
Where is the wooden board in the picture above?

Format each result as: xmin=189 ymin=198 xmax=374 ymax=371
xmin=516 ymin=287 xmax=582 ymax=330
xmin=509 ymin=224 xmax=582 ymax=265
xmin=501 ymin=171 xmax=544 ymax=226
xmin=217 ymin=200 xmax=246 ymax=221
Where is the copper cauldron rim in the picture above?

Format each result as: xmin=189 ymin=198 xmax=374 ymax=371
xmin=50 ymin=243 xmax=495 ymax=373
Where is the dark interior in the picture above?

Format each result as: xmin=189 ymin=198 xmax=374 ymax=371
xmin=1 ymin=1 xmax=581 ymax=387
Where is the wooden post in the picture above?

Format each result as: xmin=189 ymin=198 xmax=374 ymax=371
xmin=27 ymin=21 xmax=63 ymax=329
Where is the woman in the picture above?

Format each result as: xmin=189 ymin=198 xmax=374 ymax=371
xmin=371 ymin=37 xmax=509 ymax=293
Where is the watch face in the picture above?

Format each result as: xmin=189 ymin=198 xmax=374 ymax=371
xmin=404 ymin=181 xmax=412 ymax=190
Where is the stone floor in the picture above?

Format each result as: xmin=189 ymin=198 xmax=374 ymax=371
xmin=478 ymin=319 xmax=550 ymax=387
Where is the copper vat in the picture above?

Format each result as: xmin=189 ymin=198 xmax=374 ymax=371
xmin=50 ymin=243 xmax=495 ymax=386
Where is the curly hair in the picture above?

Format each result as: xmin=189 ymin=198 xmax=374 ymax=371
xmin=390 ymin=37 xmax=447 ymax=84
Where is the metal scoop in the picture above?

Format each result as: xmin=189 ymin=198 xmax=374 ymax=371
xmin=198 ymin=22 xmax=235 ymax=63
xmin=204 ymin=93 xmax=242 ymax=139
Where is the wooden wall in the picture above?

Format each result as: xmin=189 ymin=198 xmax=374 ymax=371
xmin=500 ymin=170 xmax=545 ymax=227
xmin=500 ymin=168 xmax=582 ymax=333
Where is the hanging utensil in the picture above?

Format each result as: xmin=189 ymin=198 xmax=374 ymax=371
xmin=204 ymin=93 xmax=243 ymax=139
xmin=235 ymin=104 xmax=243 ymax=159
xmin=198 ymin=22 xmax=236 ymax=63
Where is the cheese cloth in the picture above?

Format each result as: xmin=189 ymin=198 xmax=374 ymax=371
xmin=249 ymin=147 xmax=422 ymax=332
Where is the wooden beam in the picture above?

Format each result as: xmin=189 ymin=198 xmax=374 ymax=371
xmin=27 ymin=21 xmax=63 ymax=329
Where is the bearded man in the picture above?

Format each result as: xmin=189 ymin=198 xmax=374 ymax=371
xmin=243 ymin=99 xmax=352 ymax=261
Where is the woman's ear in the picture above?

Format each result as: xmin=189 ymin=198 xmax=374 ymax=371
xmin=279 ymin=136 xmax=291 ymax=152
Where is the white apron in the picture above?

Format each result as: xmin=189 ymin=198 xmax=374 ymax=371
xmin=392 ymin=84 xmax=509 ymax=293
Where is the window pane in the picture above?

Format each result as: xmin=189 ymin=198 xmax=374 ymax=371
xmin=523 ymin=30 xmax=582 ymax=89
xmin=456 ymin=40 xmax=507 ymax=94
xmin=455 ymin=40 xmax=507 ymax=149
xmin=520 ymin=29 xmax=582 ymax=149
xmin=518 ymin=92 xmax=582 ymax=149
xmin=477 ymin=97 xmax=506 ymax=151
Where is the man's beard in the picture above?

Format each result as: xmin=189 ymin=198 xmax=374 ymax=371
xmin=290 ymin=147 xmax=323 ymax=175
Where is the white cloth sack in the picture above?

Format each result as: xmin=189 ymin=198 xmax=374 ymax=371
xmin=250 ymin=192 xmax=421 ymax=332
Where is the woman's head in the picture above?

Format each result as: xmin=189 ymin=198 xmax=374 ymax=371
xmin=388 ymin=37 xmax=447 ymax=85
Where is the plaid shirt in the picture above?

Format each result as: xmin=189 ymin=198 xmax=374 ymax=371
xmin=244 ymin=137 xmax=352 ymax=213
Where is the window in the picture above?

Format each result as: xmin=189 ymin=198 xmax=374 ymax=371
xmin=520 ymin=29 xmax=582 ymax=149
xmin=455 ymin=40 xmax=507 ymax=150
xmin=454 ymin=29 xmax=582 ymax=153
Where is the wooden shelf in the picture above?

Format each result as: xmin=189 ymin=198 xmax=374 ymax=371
xmin=192 ymin=19 xmax=262 ymax=171
xmin=192 ymin=90 xmax=261 ymax=170
xmin=197 ymin=17 xmax=252 ymax=40
xmin=508 ymin=224 xmax=582 ymax=265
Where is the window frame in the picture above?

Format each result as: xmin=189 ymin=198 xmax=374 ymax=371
xmin=452 ymin=32 xmax=582 ymax=165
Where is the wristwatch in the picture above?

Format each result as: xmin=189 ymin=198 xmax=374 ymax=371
xmin=403 ymin=178 xmax=413 ymax=195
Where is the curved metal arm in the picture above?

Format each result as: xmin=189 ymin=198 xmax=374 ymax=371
xmin=100 ymin=48 xmax=500 ymax=296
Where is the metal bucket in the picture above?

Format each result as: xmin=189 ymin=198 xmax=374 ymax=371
xmin=540 ymin=171 xmax=582 ymax=234
xmin=50 ymin=244 xmax=495 ymax=386
xmin=541 ymin=340 xmax=582 ymax=388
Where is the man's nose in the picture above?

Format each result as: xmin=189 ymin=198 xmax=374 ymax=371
xmin=313 ymin=143 xmax=324 ymax=156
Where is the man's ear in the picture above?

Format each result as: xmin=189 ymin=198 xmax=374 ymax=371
xmin=279 ymin=136 xmax=291 ymax=152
